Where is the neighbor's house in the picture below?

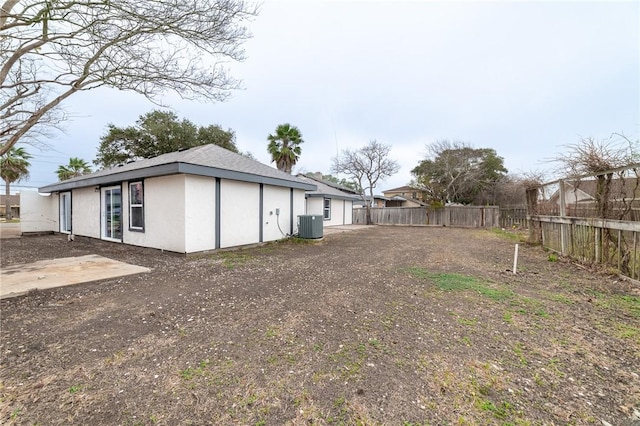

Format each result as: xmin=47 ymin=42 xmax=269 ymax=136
xmin=24 ymin=144 xmax=316 ymax=253
xmin=297 ymin=174 xmax=360 ymax=226
xmin=382 ymin=186 xmax=428 ymax=207
xmin=353 ymin=195 xmax=390 ymax=208
xmin=0 ymin=194 xmax=20 ymax=218
xmin=547 ymin=178 xmax=640 ymax=218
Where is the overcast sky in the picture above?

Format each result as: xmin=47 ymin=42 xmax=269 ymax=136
xmin=16 ymin=0 xmax=640 ymax=194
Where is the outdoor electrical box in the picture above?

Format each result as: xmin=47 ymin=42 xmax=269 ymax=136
xmin=297 ymin=215 xmax=323 ymax=239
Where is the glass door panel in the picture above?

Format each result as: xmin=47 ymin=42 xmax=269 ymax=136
xmin=60 ymin=192 xmax=71 ymax=233
xmin=102 ymin=187 xmax=122 ymax=240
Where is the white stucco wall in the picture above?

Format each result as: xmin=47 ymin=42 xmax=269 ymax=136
xmin=305 ymin=196 xmax=355 ymax=227
xmin=220 ymin=180 xmax=260 ymax=248
xmin=262 ymin=185 xmax=291 ymax=241
xmin=20 ymin=191 xmax=57 ymax=233
xmin=291 ymin=190 xmax=306 ymax=234
xmin=343 ymin=201 xmax=353 ymax=225
xmin=306 ymin=197 xmax=323 ymax=217
xmin=329 ymin=199 xmax=345 ymax=226
xmin=184 ymin=175 xmax=216 ymax=253
xmin=124 ymin=175 xmax=186 ymax=252
xmin=72 ymin=187 xmax=100 ymax=238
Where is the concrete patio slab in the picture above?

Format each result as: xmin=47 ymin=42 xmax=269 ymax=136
xmin=323 ymin=224 xmax=375 ymax=235
xmin=0 ymin=254 xmax=150 ymax=299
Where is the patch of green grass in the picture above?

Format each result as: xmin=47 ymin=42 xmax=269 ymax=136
xmin=588 ymin=291 xmax=640 ymax=318
xmin=612 ymin=322 xmax=640 ymax=341
xmin=68 ymin=385 xmax=82 ymax=394
xmin=546 ymin=292 xmax=573 ymax=305
xmin=288 ymin=236 xmax=317 ymax=244
xmin=400 ymin=266 xmax=431 ymax=279
xmin=503 ymin=311 xmax=513 ymax=323
xmin=476 ymin=399 xmax=513 ymax=420
xmin=547 ymin=253 xmax=558 ymax=262
xmin=401 ymin=268 xmax=514 ymax=302
xmin=368 ymin=338 xmax=382 ymax=349
xmin=264 ymin=325 xmax=280 ymax=338
xmin=512 ymin=342 xmax=528 ymax=365
xmin=534 ymin=308 xmax=549 ymax=318
xmin=180 ymin=359 xmax=210 ymax=380
xmin=10 ymin=407 xmax=21 ymax=420
xmin=219 ymin=251 xmax=253 ymax=269
xmin=457 ymin=317 xmax=478 ymax=326
xmin=491 ymin=228 xmax=524 ymax=242
xmin=616 ymin=295 xmax=640 ymax=318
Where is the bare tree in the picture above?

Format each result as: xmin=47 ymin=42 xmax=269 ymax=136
xmin=0 ymin=0 xmax=258 ymax=155
xmin=332 ymin=140 xmax=400 ymax=225
xmin=553 ymin=133 xmax=639 ymax=177
xmin=553 ymin=133 xmax=640 ymax=274
xmin=553 ymin=133 xmax=640 ymax=219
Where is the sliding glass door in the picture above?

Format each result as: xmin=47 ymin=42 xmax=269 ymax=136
xmin=101 ymin=186 xmax=122 ymax=241
xmin=59 ymin=192 xmax=71 ymax=233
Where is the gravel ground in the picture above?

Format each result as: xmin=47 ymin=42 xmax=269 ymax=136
xmin=1 ymin=226 xmax=639 ymax=425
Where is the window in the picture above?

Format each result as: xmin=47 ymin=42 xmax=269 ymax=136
xmin=323 ymin=198 xmax=331 ymax=220
xmin=129 ymin=181 xmax=144 ymax=231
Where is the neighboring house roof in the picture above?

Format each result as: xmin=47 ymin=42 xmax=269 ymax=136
xmin=361 ymin=195 xmax=390 ymax=201
xmin=297 ymin=175 xmax=360 ymax=201
xmin=384 ymin=185 xmax=420 ymax=193
xmin=550 ymin=178 xmax=640 ymax=204
xmin=353 ymin=195 xmax=389 ymax=205
xmin=39 ymin=144 xmax=317 ymax=193
xmin=386 ymin=194 xmax=428 ymax=206
xmin=0 ymin=194 xmax=20 ymax=205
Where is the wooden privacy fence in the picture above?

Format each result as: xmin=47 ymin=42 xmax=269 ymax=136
xmin=499 ymin=207 xmax=528 ymax=228
xmin=527 ymin=164 xmax=640 ymax=281
xmin=353 ymin=206 xmax=499 ymax=228
xmin=530 ymin=216 xmax=640 ymax=281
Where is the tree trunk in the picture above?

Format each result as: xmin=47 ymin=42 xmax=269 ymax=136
xmin=366 ymin=187 xmax=374 ymax=225
xmin=4 ymin=181 xmax=12 ymax=221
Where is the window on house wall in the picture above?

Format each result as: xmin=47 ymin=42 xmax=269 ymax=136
xmin=129 ymin=181 xmax=144 ymax=231
xmin=323 ymin=198 xmax=331 ymax=220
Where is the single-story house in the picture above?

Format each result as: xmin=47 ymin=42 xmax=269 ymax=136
xmin=545 ymin=178 xmax=640 ymax=218
xmin=0 ymin=194 xmax=21 ymax=218
xmin=382 ymin=185 xmax=428 ymax=207
xmin=25 ymin=144 xmax=317 ymax=253
xmin=296 ymin=174 xmax=360 ymax=226
xmin=353 ymin=195 xmax=389 ymax=208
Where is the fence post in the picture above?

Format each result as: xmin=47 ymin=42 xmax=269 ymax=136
xmin=526 ymin=187 xmax=541 ymax=244
xmin=559 ymin=180 xmax=568 ymax=255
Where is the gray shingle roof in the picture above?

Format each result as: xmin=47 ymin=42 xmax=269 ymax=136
xmin=39 ymin=144 xmax=317 ymax=192
xmin=297 ymin=175 xmax=361 ymax=200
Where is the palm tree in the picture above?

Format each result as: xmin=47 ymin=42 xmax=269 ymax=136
xmin=267 ymin=123 xmax=304 ymax=174
xmin=57 ymin=157 xmax=92 ymax=181
xmin=0 ymin=147 xmax=32 ymax=220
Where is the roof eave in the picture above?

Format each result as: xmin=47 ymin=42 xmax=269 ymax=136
xmin=305 ymin=193 xmax=360 ymax=201
xmin=39 ymin=162 xmax=317 ymax=193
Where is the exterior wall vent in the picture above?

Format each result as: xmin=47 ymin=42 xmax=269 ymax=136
xmin=297 ymin=215 xmax=323 ymax=239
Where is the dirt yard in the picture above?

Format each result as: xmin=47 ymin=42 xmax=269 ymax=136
xmin=1 ymin=226 xmax=639 ymax=425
